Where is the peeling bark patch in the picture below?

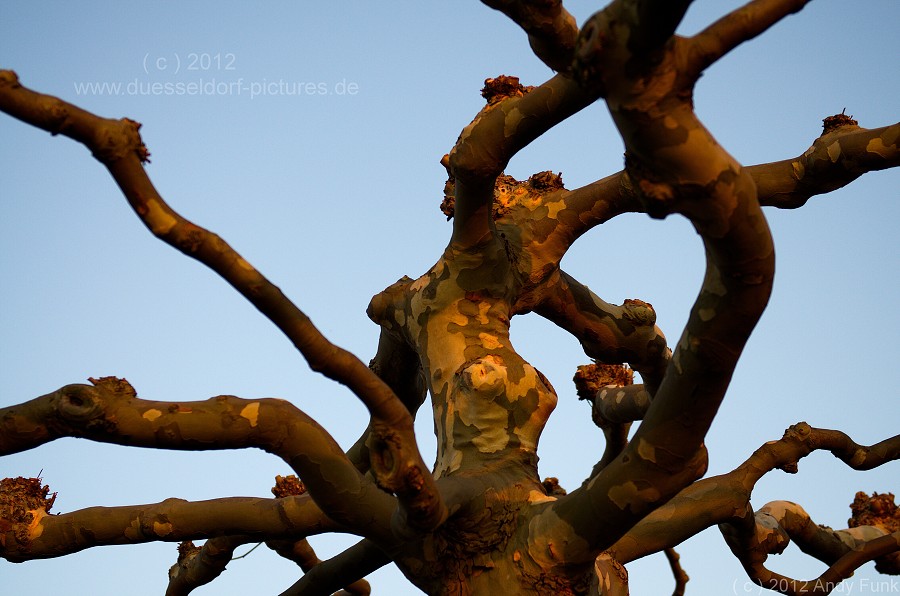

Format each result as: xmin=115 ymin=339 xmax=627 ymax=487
xmin=637 ymin=438 xmax=656 ymax=463
xmin=826 ymin=141 xmax=841 ymax=162
xmin=146 ymin=199 xmax=177 ymax=234
xmin=608 ymin=481 xmax=662 ymax=511
xmin=124 ymin=518 xmax=142 ymax=540
xmin=504 ymin=107 xmax=524 ymax=137
xmin=478 ymin=332 xmax=503 ymax=350
xmin=153 ymin=521 xmax=173 ymax=537
xmin=240 ymin=402 xmax=260 ymax=427
xmin=142 ymin=408 xmax=163 ymax=422
xmin=866 ymin=137 xmax=892 ymax=158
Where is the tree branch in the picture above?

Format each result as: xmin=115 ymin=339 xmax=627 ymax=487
xmin=0 ymin=378 xmax=397 ymax=545
xmin=0 ymin=70 xmax=446 ymax=535
xmin=751 ymin=121 xmax=900 ymax=209
xmin=605 ymin=423 xmax=900 ymax=564
xmin=166 ymin=537 xmax=245 ymax=596
xmin=447 ymin=73 xmax=597 ymax=246
xmin=279 ymin=539 xmax=390 ymax=596
xmin=664 ymin=547 xmax=689 ymax=596
xmin=480 ymin=0 xmax=579 ymax=72
xmin=0 ymin=490 xmax=339 ymax=562
xmin=535 ymin=271 xmax=670 ymax=393
xmin=687 ymin=0 xmax=812 ymax=76
xmin=267 ymin=539 xmax=373 ymax=595
xmin=573 ymin=363 xmax=641 ymax=480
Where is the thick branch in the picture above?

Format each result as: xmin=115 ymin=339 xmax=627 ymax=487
xmin=448 ymin=73 xmax=597 ymax=246
xmin=481 ymin=0 xmax=579 ymax=72
xmin=536 ymin=271 xmax=670 ymax=393
xmin=530 ymin=3 xmax=779 ymax=562
xmin=751 ymin=122 xmax=900 ymax=209
xmin=0 ymin=492 xmax=338 ymax=562
xmin=0 ymin=379 xmax=397 ymax=545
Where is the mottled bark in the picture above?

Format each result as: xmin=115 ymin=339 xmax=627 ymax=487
xmin=1 ymin=1 xmax=898 ymax=594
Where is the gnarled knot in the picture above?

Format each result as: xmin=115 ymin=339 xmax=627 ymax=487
xmin=458 ymin=355 xmax=508 ymax=399
xmin=272 ymin=475 xmax=306 ymax=498
xmin=0 ymin=476 xmax=56 ymax=551
xmin=57 ymin=384 xmax=105 ymax=422
xmin=481 ymin=75 xmax=534 ymax=106
xmin=89 ymin=117 xmax=150 ymax=164
xmin=783 ymin=422 xmax=812 ymax=442
xmin=573 ymin=363 xmax=633 ymax=401
xmin=366 ymin=428 xmax=406 ymax=490
xmin=821 ymin=110 xmax=858 ymax=135
xmin=0 ymin=70 xmax=22 ymax=87
xmin=622 ymin=298 xmax=656 ymax=326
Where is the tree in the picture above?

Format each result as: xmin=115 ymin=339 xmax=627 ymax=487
xmin=1 ymin=1 xmax=898 ymax=594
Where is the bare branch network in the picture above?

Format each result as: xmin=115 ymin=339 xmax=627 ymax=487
xmin=1 ymin=1 xmax=898 ymax=595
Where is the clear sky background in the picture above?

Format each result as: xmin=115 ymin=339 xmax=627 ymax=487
xmin=1 ymin=1 xmax=897 ymax=594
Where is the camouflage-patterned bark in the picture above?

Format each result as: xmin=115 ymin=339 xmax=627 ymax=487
xmin=1 ymin=1 xmax=899 ymax=595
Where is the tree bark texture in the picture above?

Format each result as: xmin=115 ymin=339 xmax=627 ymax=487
xmin=1 ymin=1 xmax=898 ymax=594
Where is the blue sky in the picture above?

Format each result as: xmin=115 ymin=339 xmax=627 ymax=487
xmin=1 ymin=1 xmax=898 ymax=594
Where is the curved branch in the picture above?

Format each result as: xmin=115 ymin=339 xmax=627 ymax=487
xmin=607 ymin=424 xmax=900 ymax=564
xmin=166 ymin=537 xmax=245 ymax=596
xmin=664 ymin=547 xmax=689 ymax=596
xmin=723 ymin=504 xmax=900 ymax=596
xmin=536 ymin=271 xmax=670 ymax=393
xmin=480 ymin=0 xmax=579 ymax=72
xmin=448 ymin=73 xmax=597 ymax=246
xmin=0 ymin=71 xmax=446 ymax=535
xmin=279 ymin=539 xmax=391 ymax=596
xmin=751 ymin=122 xmax=900 ymax=209
xmin=0 ymin=379 xmax=396 ymax=544
xmin=0 ymin=491 xmax=339 ymax=562
xmin=267 ymin=539 xmax=372 ymax=596
xmin=687 ymin=0 xmax=812 ymax=76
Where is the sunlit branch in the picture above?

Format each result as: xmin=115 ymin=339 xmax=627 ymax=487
xmin=448 ymin=73 xmax=597 ymax=246
xmin=723 ymin=505 xmax=900 ymax=596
